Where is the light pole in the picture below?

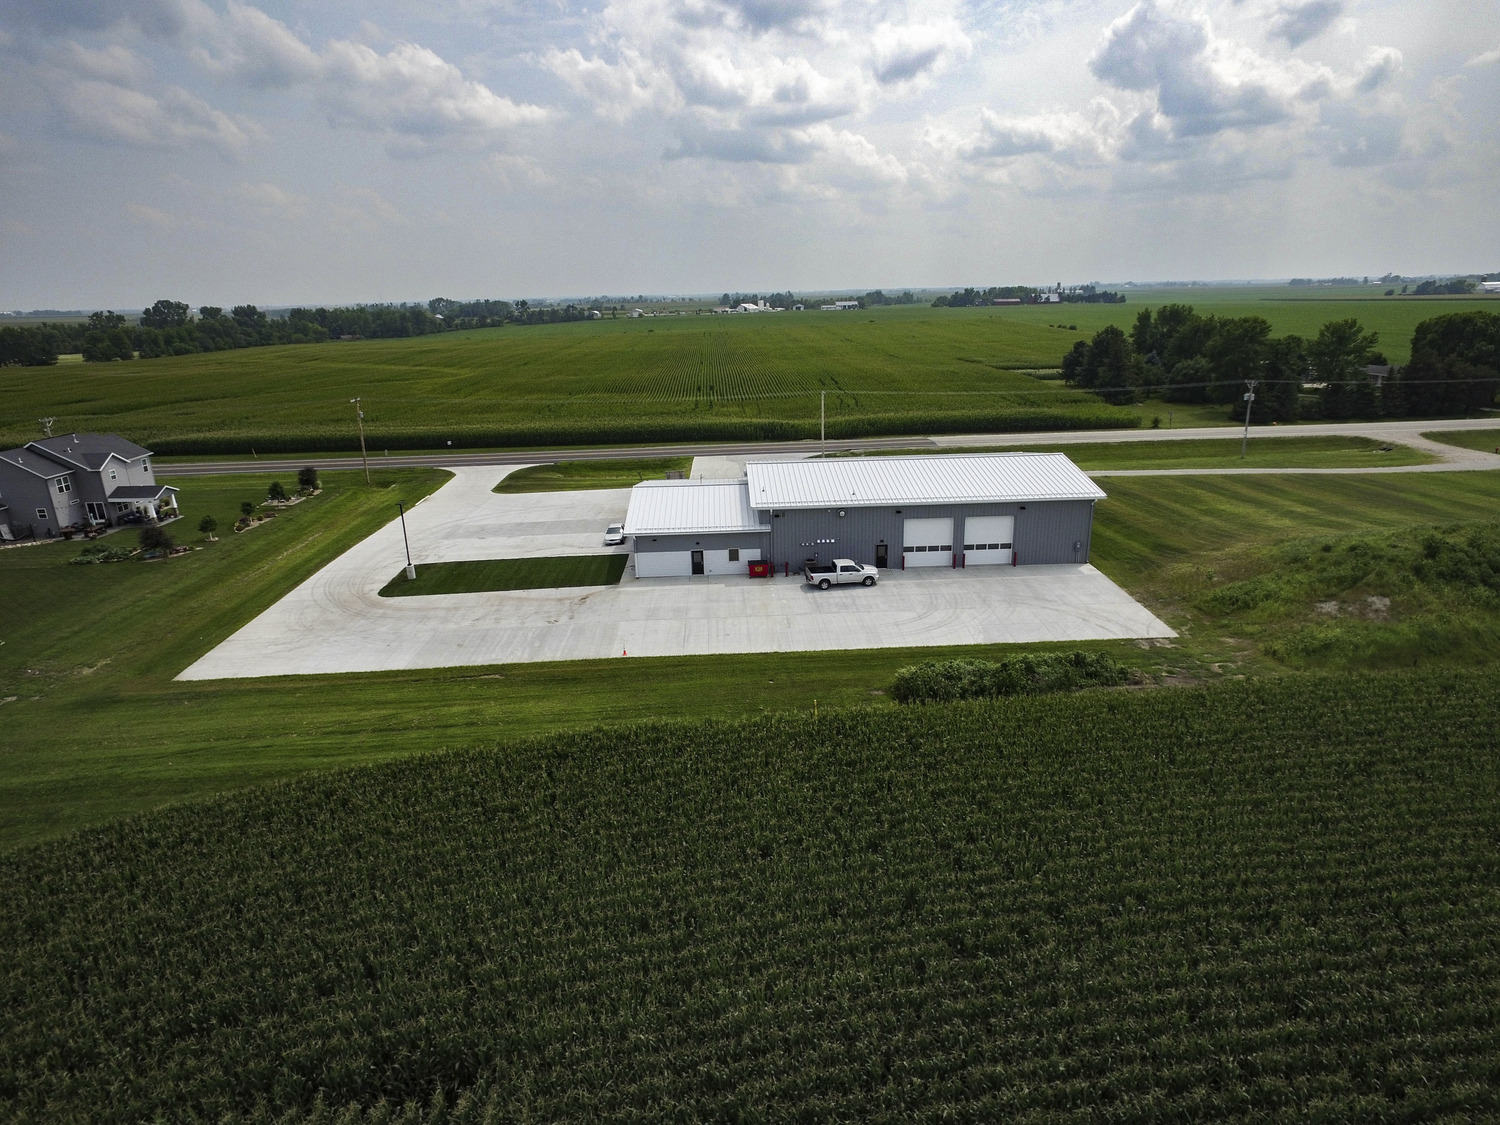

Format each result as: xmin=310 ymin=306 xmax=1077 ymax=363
xmin=820 ymin=389 xmax=826 ymax=456
xmin=350 ymin=397 xmax=370 ymax=484
xmin=397 ymin=501 xmax=415 ymax=580
xmin=1240 ymin=379 xmax=1258 ymax=460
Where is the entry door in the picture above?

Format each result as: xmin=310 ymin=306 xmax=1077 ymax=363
xmin=902 ymin=517 xmax=953 ymax=568
xmin=874 ymin=543 xmax=888 ymax=568
xmin=963 ymin=515 xmax=1014 ymax=565
xmin=85 ymin=502 xmax=107 ymax=524
xmin=691 ymin=549 xmax=704 ymax=575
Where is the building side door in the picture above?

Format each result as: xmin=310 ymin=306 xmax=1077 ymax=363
xmin=691 ymin=549 xmax=704 ymax=575
xmin=874 ymin=543 xmax=888 ymax=568
xmin=902 ymin=517 xmax=953 ymax=568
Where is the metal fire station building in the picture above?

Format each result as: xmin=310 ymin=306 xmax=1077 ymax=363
xmin=623 ymin=452 xmax=1105 ymax=578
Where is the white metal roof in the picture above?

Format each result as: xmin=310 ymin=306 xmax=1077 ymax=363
xmin=744 ymin=452 xmax=1106 ymax=509
xmin=624 ymin=479 xmax=769 ymax=536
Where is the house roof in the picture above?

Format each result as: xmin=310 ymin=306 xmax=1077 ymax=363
xmin=624 ymin=479 xmax=769 ymax=536
xmin=107 ymin=484 xmax=178 ymax=501
xmin=0 ymin=447 xmax=72 ymax=479
xmin=744 ymin=452 xmax=1106 ymax=509
xmin=25 ymin=433 xmax=152 ymax=472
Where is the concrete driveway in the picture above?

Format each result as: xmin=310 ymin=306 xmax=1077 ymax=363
xmin=177 ymin=467 xmax=1174 ymax=680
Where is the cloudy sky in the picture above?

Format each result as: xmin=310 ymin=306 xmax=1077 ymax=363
xmin=0 ymin=0 xmax=1496 ymax=307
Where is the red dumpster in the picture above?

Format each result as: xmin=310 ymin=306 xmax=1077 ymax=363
xmin=748 ymin=560 xmax=771 ymax=578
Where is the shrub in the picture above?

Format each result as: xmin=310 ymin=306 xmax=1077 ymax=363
xmin=890 ymin=651 xmax=1129 ymax=704
xmin=68 ymin=544 xmax=132 ymax=565
xmin=297 ymin=466 xmax=319 ymax=491
xmin=198 ymin=515 xmax=218 ymax=538
xmin=138 ymin=525 xmax=174 ymax=552
xmin=267 ymin=481 xmax=287 ymax=502
xmin=240 ymin=501 xmax=255 ymax=518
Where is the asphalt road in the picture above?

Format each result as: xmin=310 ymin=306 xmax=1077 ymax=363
xmin=156 ymin=416 xmax=1500 ymax=478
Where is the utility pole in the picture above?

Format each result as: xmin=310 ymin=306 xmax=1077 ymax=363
xmin=820 ymin=390 xmax=826 ymax=456
xmin=397 ymin=501 xmax=415 ymax=580
xmin=350 ymin=397 xmax=370 ymax=484
xmin=1240 ymin=379 xmax=1258 ymax=459
xmin=39 ymin=417 xmax=56 ymax=438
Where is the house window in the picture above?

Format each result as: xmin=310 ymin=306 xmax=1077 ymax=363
xmin=142 ymin=459 xmax=150 ymax=472
xmin=109 ymin=469 xmax=117 ymax=481
xmin=728 ymin=548 xmax=740 ymax=562
xmin=36 ymin=508 xmax=48 ymax=520
xmin=55 ymin=476 xmax=71 ymax=494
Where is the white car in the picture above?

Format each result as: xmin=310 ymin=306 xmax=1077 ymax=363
xmin=604 ymin=524 xmax=626 ymax=546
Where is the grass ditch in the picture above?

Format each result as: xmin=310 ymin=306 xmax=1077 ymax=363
xmin=379 ymin=554 xmax=627 ymax=596
xmin=828 ymin=434 xmax=1435 ymax=469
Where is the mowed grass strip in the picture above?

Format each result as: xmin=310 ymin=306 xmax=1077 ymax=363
xmin=3 ymin=668 xmax=1499 ymax=1122
xmin=1422 ymin=427 xmax=1500 ymax=453
xmin=836 ymin=434 xmax=1435 ymax=469
xmin=379 ymin=554 xmax=627 ymax=596
xmin=494 ymin=456 xmax=691 ymax=492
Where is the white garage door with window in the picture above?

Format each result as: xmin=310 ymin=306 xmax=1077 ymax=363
xmin=963 ymin=515 xmax=1014 ymax=565
xmin=903 ymin=517 xmax=953 ymax=568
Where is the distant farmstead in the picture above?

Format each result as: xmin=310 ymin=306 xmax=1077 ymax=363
xmin=624 ymin=453 xmax=1104 ymax=577
xmin=0 ymin=433 xmax=178 ymax=541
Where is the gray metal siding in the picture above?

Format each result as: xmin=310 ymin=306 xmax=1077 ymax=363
xmin=767 ymin=499 xmax=1095 ymax=570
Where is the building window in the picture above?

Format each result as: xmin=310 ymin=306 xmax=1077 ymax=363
xmin=36 ymin=508 xmax=48 ymax=520
xmin=55 ymin=476 xmax=71 ymax=494
xmin=142 ymin=459 xmax=150 ymax=471
xmin=109 ymin=469 xmax=117 ymax=481
xmin=728 ymin=548 xmax=740 ymax=562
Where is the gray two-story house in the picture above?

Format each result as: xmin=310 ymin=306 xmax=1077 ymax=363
xmin=0 ymin=433 xmax=178 ymax=540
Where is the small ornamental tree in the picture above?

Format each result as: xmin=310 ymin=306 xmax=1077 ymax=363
xmin=267 ymin=481 xmax=288 ymax=502
xmin=240 ymin=501 xmax=255 ymax=518
xmin=139 ymin=525 xmax=174 ymax=552
xmin=198 ymin=515 xmax=218 ymax=540
xmin=297 ymin=466 xmax=319 ymax=491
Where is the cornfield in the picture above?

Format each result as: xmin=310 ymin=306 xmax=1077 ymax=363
xmin=2 ymin=668 xmax=1497 ymax=1122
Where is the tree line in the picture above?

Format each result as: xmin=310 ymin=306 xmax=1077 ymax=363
xmin=1060 ymin=305 xmax=1500 ymax=419
xmin=0 ymin=295 xmax=608 ymax=366
xmin=933 ymin=285 xmax=1126 ymax=307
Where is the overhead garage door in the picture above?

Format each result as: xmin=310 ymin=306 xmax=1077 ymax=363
xmin=903 ymin=517 xmax=953 ymax=568
xmin=963 ymin=515 xmax=1014 ymax=565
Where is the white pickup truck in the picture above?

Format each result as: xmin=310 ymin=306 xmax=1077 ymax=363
xmin=803 ymin=558 xmax=879 ymax=589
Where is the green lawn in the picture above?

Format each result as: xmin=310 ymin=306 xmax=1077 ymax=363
xmin=841 ymin=434 xmax=1435 ymax=469
xmin=494 ymin=456 xmax=691 ymax=492
xmin=1422 ymin=427 xmax=1500 ymax=453
xmin=379 ymin=554 xmax=627 ymax=596
xmin=6 ymin=292 xmax=1493 ymax=455
xmin=3 ymin=466 xmax=1499 ymax=851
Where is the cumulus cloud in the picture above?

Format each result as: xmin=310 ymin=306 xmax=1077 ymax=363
xmin=870 ymin=18 xmax=971 ymax=86
xmin=1269 ymin=0 xmax=1343 ymax=49
xmin=1090 ymin=2 xmax=1297 ymax=137
xmin=55 ymin=75 xmax=257 ymax=156
xmin=1465 ymin=46 xmax=1500 ymax=68
xmin=1355 ymin=46 xmax=1402 ymax=93
xmin=5 ymin=0 xmax=549 ymax=153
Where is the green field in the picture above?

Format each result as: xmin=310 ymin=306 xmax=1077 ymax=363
xmin=1423 ymin=428 xmax=1500 ymax=453
xmin=3 ymin=466 xmax=1499 ymax=851
xmin=5 ymin=291 xmax=1494 ymax=455
xmin=494 ymin=456 xmax=692 ymax=492
xmin=4 ymin=668 xmax=1498 ymax=1122
xmin=379 ymin=554 xmax=627 ymax=596
xmin=839 ymin=434 xmax=1435 ymax=470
